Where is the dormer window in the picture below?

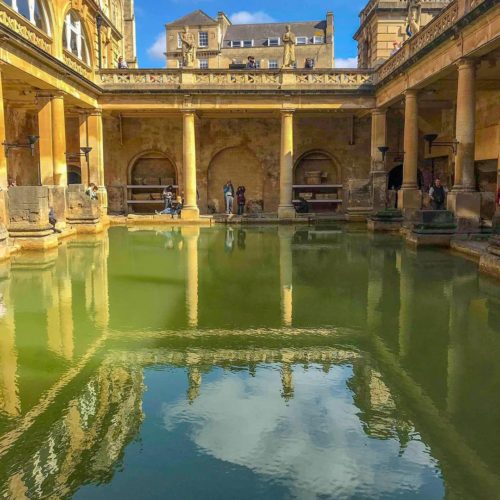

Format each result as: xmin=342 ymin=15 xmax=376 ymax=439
xmin=268 ymin=37 xmax=280 ymax=46
xmin=231 ymin=40 xmax=242 ymax=48
xmin=242 ymin=40 xmax=253 ymax=48
xmin=296 ymin=36 xmax=308 ymax=45
xmin=313 ymin=35 xmax=325 ymax=44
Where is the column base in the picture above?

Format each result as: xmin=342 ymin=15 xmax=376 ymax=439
xmin=371 ymin=171 xmax=388 ymax=212
xmin=181 ymin=206 xmax=200 ymax=221
xmin=397 ymin=188 xmax=421 ymax=220
xmin=278 ymin=205 xmax=296 ymax=220
xmin=446 ymin=191 xmax=481 ymax=233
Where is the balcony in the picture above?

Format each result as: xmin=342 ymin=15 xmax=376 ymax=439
xmin=98 ymin=68 xmax=375 ymax=92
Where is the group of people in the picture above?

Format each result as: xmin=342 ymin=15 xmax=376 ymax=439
xmin=243 ymin=55 xmax=314 ymax=70
xmin=155 ymin=185 xmax=183 ymax=217
xmin=223 ymin=181 xmax=246 ymax=215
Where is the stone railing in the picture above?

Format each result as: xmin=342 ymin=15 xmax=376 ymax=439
xmin=376 ymin=0 xmax=488 ymax=82
xmin=0 ymin=2 xmax=52 ymax=53
xmin=99 ymin=69 xmax=375 ymax=91
xmin=62 ymin=50 xmax=93 ymax=80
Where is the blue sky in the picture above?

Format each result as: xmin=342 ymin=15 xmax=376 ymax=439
xmin=134 ymin=0 xmax=367 ymax=68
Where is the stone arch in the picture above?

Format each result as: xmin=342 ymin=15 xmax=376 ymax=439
xmin=294 ymin=150 xmax=340 ymax=185
xmin=127 ymin=150 xmax=178 ymax=213
xmin=67 ymin=164 xmax=82 ymax=184
xmin=207 ymin=146 xmax=264 ymax=214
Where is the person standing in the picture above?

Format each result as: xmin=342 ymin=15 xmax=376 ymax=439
xmin=223 ymin=180 xmax=234 ymax=214
xmin=118 ymin=56 xmax=128 ymax=69
xmin=156 ymin=185 xmax=174 ymax=215
xmin=429 ymin=178 xmax=448 ymax=210
xmin=236 ymin=185 xmax=246 ymax=215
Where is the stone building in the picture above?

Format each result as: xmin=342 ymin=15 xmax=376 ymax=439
xmin=0 ymin=0 xmax=496 ymax=266
xmin=165 ymin=10 xmax=335 ymax=69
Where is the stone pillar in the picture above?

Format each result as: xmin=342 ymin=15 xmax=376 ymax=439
xmin=279 ymin=226 xmax=293 ymax=327
xmin=447 ymin=59 xmax=480 ymax=231
xmin=181 ymin=110 xmax=200 ymax=220
xmin=278 ymin=110 xmax=296 ymax=219
xmin=78 ymin=112 xmax=90 ymax=186
xmin=37 ymin=96 xmax=54 ymax=185
xmin=87 ymin=109 xmax=108 ymax=221
xmin=398 ymin=90 xmax=421 ymax=212
xmin=0 ymin=69 xmax=8 ymax=227
xmin=183 ymin=226 xmax=199 ymax=327
xmin=51 ymin=93 xmax=67 ymax=187
xmin=370 ymin=109 xmax=388 ymax=211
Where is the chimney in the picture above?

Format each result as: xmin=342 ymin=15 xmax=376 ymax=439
xmin=326 ymin=11 xmax=334 ymax=40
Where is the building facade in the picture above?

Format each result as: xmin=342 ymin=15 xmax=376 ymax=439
xmin=0 ymin=0 xmax=496 ymax=259
xmin=165 ymin=10 xmax=335 ymax=69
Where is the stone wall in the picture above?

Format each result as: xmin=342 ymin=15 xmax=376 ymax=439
xmin=103 ymin=114 xmax=371 ymax=214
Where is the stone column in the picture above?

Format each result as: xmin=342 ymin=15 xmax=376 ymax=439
xmin=278 ymin=110 xmax=296 ymax=219
xmin=87 ymin=109 xmax=108 ymax=221
xmin=398 ymin=90 xmax=421 ymax=212
xmin=279 ymin=226 xmax=294 ymax=327
xmin=447 ymin=59 xmax=480 ymax=231
xmin=78 ymin=111 xmax=90 ymax=186
xmin=37 ymin=95 xmax=54 ymax=185
xmin=0 ymin=68 xmax=8 ymax=226
xmin=51 ymin=93 xmax=67 ymax=187
xmin=183 ymin=226 xmax=199 ymax=328
xmin=370 ymin=109 xmax=388 ymax=211
xmin=181 ymin=110 xmax=200 ymax=220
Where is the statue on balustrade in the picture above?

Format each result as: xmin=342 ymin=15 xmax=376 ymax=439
xmin=406 ymin=0 xmax=422 ymax=37
xmin=282 ymin=25 xmax=296 ymax=68
xmin=180 ymin=26 xmax=196 ymax=68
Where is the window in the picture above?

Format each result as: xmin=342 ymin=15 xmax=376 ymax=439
xmin=242 ymin=40 xmax=253 ymax=48
xmin=268 ymin=59 xmax=278 ymax=69
xmin=63 ymin=10 xmax=90 ymax=64
xmin=296 ymin=36 xmax=308 ymax=45
xmin=177 ymin=59 xmax=183 ymax=68
xmin=313 ymin=35 xmax=325 ymax=44
xmin=268 ymin=37 xmax=280 ymax=46
xmin=231 ymin=40 xmax=242 ymax=48
xmin=199 ymin=58 xmax=208 ymax=69
xmin=255 ymin=59 xmax=261 ymax=69
xmin=177 ymin=33 xmax=182 ymax=49
xmin=198 ymin=31 xmax=208 ymax=48
xmin=4 ymin=0 xmax=50 ymax=34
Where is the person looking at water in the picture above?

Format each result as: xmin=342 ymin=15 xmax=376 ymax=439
xmin=48 ymin=207 xmax=62 ymax=233
xmin=86 ymin=183 xmax=98 ymax=200
xmin=429 ymin=178 xmax=448 ymax=210
xmin=223 ymin=180 xmax=234 ymax=214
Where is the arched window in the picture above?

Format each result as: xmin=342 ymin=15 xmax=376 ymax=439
xmin=2 ymin=0 xmax=51 ymax=34
xmin=63 ymin=10 xmax=90 ymax=64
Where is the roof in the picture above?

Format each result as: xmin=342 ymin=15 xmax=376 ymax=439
xmin=167 ymin=10 xmax=217 ymax=27
xmin=223 ymin=21 xmax=327 ymax=47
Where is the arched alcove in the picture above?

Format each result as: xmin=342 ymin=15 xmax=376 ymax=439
xmin=294 ymin=151 xmax=339 ymax=185
xmin=67 ymin=164 xmax=82 ymax=185
xmin=207 ymin=147 xmax=264 ymax=213
xmin=128 ymin=151 xmax=177 ymax=213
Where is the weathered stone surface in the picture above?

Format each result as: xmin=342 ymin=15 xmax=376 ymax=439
xmin=47 ymin=186 xmax=67 ymax=230
xmin=368 ymin=208 xmax=403 ymax=232
xmin=0 ymin=223 xmax=8 ymax=261
xmin=404 ymin=209 xmax=457 ymax=247
xmin=446 ymin=191 xmax=481 ymax=232
xmin=66 ymin=185 xmax=103 ymax=234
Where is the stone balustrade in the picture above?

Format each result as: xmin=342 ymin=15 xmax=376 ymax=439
xmin=99 ymin=68 xmax=375 ymax=91
xmin=376 ymin=0 xmax=489 ymax=82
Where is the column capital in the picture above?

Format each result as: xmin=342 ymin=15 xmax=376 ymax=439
xmin=280 ymin=109 xmax=295 ymax=116
xmin=181 ymin=108 xmax=197 ymax=115
xmin=456 ymin=58 xmax=477 ymax=71
xmin=404 ymin=89 xmax=419 ymax=99
xmin=89 ymin=107 xmax=103 ymax=117
xmin=371 ymin=108 xmax=387 ymax=116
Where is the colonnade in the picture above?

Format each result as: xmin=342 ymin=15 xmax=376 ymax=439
xmin=370 ymin=57 xmax=484 ymax=224
xmin=0 ymin=68 xmax=107 ymax=229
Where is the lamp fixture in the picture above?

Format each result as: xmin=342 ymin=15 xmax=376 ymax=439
xmin=96 ymin=14 xmax=103 ymax=70
xmin=424 ymin=134 xmax=458 ymax=155
xmin=2 ymin=135 xmax=39 ymax=156
xmin=377 ymin=146 xmax=404 ymax=162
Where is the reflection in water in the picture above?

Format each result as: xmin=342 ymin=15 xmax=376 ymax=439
xmin=0 ymin=226 xmax=500 ymax=498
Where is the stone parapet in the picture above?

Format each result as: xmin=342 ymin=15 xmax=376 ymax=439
xmin=7 ymin=186 xmax=58 ymax=250
xmin=368 ymin=208 xmax=403 ymax=232
xmin=66 ymin=185 xmax=103 ymax=234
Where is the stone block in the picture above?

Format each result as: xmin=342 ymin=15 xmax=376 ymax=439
xmin=371 ymin=171 xmax=388 ymax=211
xmin=48 ymin=186 xmax=67 ymax=230
xmin=278 ymin=205 xmax=297 ymax=220
xmin=0 ymin=223 xmax=8 ymax=262
xmin=446 ymin=191 xmax=481 ymax=232
xmin=397 ymin=188 xmax=421 ymax=211
xmin=66 ymin=185 xmax=103 ymax=234
xmin=368 ymin=208 xmax=403 ymax=232
xmin=405 ymin=232 xmax=453 ymax=248
xmin=0 ymin=190 xmax=7 ymax=225
xmin=404 ymin=209 xmax=456 ymax=247
xmin=7 ymin=186 xmax=53 ymax=235
xmin=346 ymin=178 xmax=372 ymax=210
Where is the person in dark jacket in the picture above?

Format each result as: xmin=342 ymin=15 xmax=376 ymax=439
xmin=236 ymin=185 xmax=246 ymax=215
xmin=429 ymin=178 xmax=448 ymax=210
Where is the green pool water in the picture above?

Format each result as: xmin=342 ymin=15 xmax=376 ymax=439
xmin=1 ymin=225 xmax=500 ymax=499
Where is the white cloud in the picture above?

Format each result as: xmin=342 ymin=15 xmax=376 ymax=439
xmin=229 ymin=11 xmax=275 ymax=24
xmin=147 ymin=32 xmax=166 ymax=60
xmin=335 ymin=57 xmax=358 ymax=68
